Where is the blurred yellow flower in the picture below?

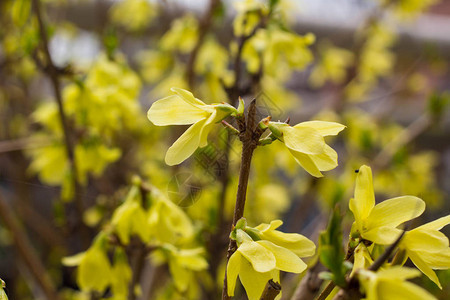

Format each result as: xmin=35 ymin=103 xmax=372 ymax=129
xmin=268 ymin=121 xmax=345 ymax=177
xmin=350 ymin=165 xmax=425 ymax=244
xmin=358 ymin=267 xmax=436 ymax=300
xmin=111 ymin=185 xmax=149 ymax=244
xmin=400 ymin=215 xmax=450 ymax=288
xmin=148 ymin=88 xmax=236 ymax=165
xmin=76 ymin=234 xmax=112 ymax=293
xmin=156 ymin=245 xmax=208 ymax=293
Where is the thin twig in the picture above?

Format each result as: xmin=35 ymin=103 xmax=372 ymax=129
xmin=31 ymin=0 xmax=87 ymax=244
xmin=222 ymin=100 xmax=266 ymax=300
xmin=0 ymin=137 xmax=50 ymax=154
xmin=368 ymin=230 xmax=405 ymax=272
xmin=291 ymin=263 xmax=325 ymax=300
xmin=260 ymin=279 xmax=281 ymax=300
xmin=373 ymin=115 xmax=430 ymax=169
xmin=185 ymin=0 xmax=221 ymax=89
xmin=0 ymin=190 xmax=60 ymax=300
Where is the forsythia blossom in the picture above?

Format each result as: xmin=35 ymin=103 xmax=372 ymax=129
xmin=75 ymin=233 xmax=112 ymax=293
xmin=349 ymin=165 xmax=425 ymax=245
xmin=227 ymin=219 xmax=315 ymax=299
xmin=268 ymin=121 xmax=345 ymax=177
xmin=357 ymin=267 xmax=436 ymax=300
xmin=399 ymin=215 xmax=450 ymax=288
xmin=148 ymin=88 xmax=236 ymax=165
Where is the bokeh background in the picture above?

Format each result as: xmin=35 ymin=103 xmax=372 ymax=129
xmin=0 ymin=0 xmax=449 ymax=299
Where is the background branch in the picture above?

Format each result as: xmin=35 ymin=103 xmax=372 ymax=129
xmin=31 ymin=0 xmax=88 ymax=247
xmin=0 ymin=190 xmax=60 ymax=300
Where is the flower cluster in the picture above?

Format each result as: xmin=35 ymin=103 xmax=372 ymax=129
xmin=350 ymin=165 xmax=450 ymax=290
xmin=227 ymin=218 xmax=315 ymax=299
xmin=148 ymin=88 xmax=346 ymax=178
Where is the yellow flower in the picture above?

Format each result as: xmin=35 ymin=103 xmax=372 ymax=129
xmin=156 ymin=244 xmax=208 ymax=292
xmin=227 ymin=220 xmax=315 ymax=299
xmin=111 ymin=185 xmax=149 ymax=244
xmin=148 ymin=88 xmax=236 ymax=165
xmin=358 ymin=267 xmax=436 ymax=300
xmin=268 ymin=121 xmax=345 ymax=177
xmin=349 ymin=165 xmax=425 ymax=244
xmin=400 ymin=215 xmax=450 ymax=288
xmin=147 ymin=189 xmax=194 ymax=245
xmin=76 ymin=233 xmax=112 ymax=293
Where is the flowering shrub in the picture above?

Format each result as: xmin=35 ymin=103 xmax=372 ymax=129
xmin=0 ymin=0 xmax=448 ymax=299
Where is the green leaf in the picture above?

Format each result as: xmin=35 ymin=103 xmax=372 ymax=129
xmin=319 ymin=207 xmax=347 ymax=287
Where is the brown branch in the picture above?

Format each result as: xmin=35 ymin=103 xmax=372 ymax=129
xmin=185 ymin=0 xmax=221 ymax=89
xmin=128 ymin=183 xmax=151 ymax=300
xmin=127 ymin=238 xmax=148 ymax=300
xmin=316 ymin=281 xmax=336 ymax=300
xmin=368 ymin=230 xmax=405 ymax=272
xmin=260 ymin=279 xmax=281 ymax=300
xmin=0 ymin=137 xmax=50 ymax=154
xmin=229 ymin=15 xmax=268 ymax=103
xmin=222 ymin=100 xmax=266 ymax=300
xmin=0 ymin=190 xmax=60 ymax=300
xmin=31 ymin=0 xmax=87 ymax=244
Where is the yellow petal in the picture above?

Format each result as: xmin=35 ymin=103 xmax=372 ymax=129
xmin=353 ymin=243 xmax=373 ymax=274
xmin=350 ymin=165 xmax=375 ymax=229
xmin=366 ymin=196 xmax=425 ymax=230
xmin=259 ymin=230 xmax=316 ymax=257
xmin=363 ymin=226 xmax=403 ymax=245
xmin=407 ymin=251 xmax=441 ymax=289
xmin=416 ymin=215 xmax=450 ymax=231
xmin=287 ymin=148 xmax=323 ymax=177
xmin=377 ymin=278 xmax=436 ymax=300
xmin=420 ymin=248 xmax=450 ymax=270
xmin=403 ymin=229 xmax=448 ymax=252
xmin=239 ymin=258 xmax=279 ymax=300
xmin=255 ymin=220 xmax=283 ymax=232
xmin=147 ymin=95 xmax=209 ymax=125
xmin=238 ymin=241 xmax=276 ymax=273
xmin=282 ymin=126 xmax=325 ymax=155
xmin=168 ymin=259 xmax=190 ymax=292
xmin=77 ymin=247 xmax=112 ymax=292
xmin=377 ymin=266 xmax=420 ymax=280
xmin=170 ymin=87 xmax=209 ymax=107
xmin=296 ymin=121 xmax=346 ymax=136
xmin=309 ymin=144 xmax=338 ymax=171
xmin=227 ymin=251 xmax=241 ymax=296
xmin=257 ymin=240 xmax=307 ymax=273
xmin=199 ymin=109 xmax=217 ymax=148
xmin=165 ymin=118 xmax=206 ymax=165
xmin=175 ymin=250 xmax=208 ymax=271
xmin=62 ymin=252 xmax=86 ymax=267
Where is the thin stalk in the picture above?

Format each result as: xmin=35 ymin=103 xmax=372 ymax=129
xmin=0 ymin=191 xmax=60 ymax=300
xmin=31 ymin=0 xmax=87 ymax=243
xmin=260 ymin=279 xmax=281 ymax=300
xmin=185 ymin=0 xmax=221 ymax=89
xmin=221 ymin=100 xmax=264 ymax=300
